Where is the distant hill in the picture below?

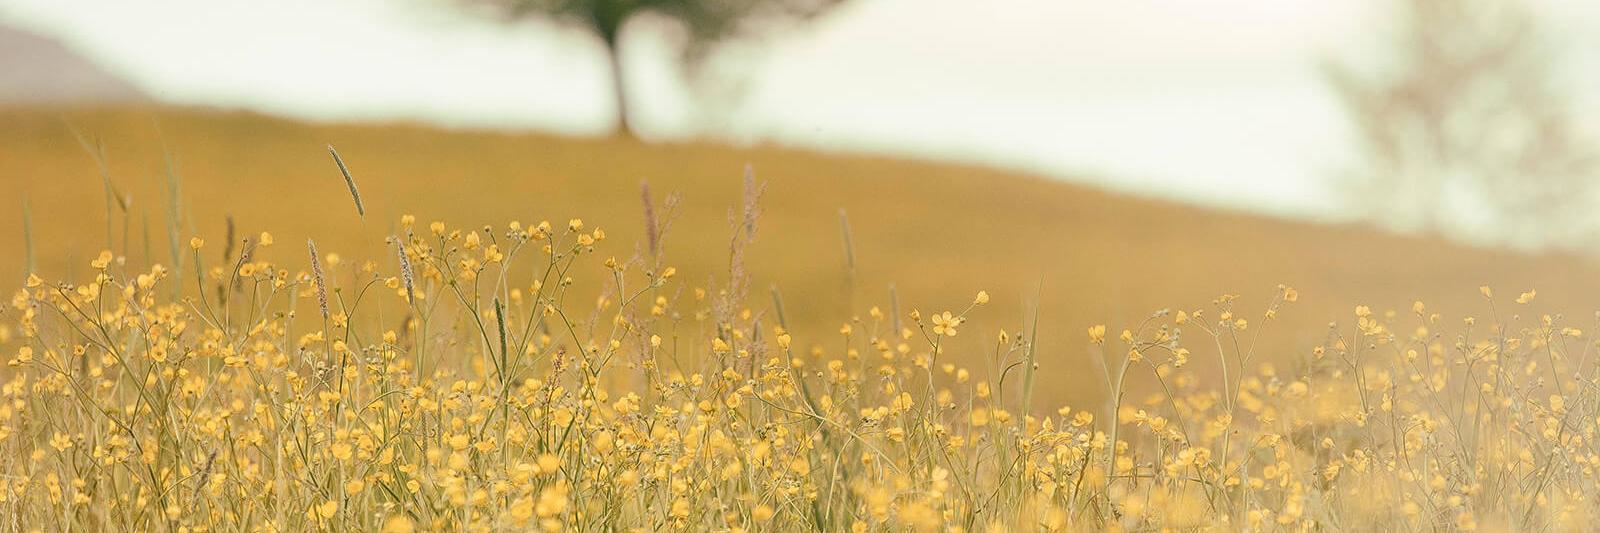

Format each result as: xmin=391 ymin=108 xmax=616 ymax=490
xmin=0 ymin=23 xmax=147 ymax=105
xmin=2 ymin=106 xmax=1598 ymax=407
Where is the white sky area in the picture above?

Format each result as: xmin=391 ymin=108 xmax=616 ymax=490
xmin=4 ymin=0 xmax=1600 ymax=219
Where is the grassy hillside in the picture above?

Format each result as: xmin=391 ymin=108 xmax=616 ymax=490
xmin=7 ymin=106 xmax=1600 ymax=530
xmin=3 ymin=105 xmax=1598 ymax=407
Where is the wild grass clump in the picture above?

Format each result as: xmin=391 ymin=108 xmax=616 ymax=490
xmin=1 ymin=179 xmax=1597 ymax=532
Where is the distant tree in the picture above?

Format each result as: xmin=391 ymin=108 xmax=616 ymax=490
xmin=469 ymin=0 xmax=851 ymax=137
xmin=1324 ymin=0 xmax=1599 ymax=247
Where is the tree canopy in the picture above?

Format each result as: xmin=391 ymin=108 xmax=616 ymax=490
xmin=473 ymin=0 xmax=852 ymax=136
xmin=1325 ymin=0 xmax=1599 ymax=248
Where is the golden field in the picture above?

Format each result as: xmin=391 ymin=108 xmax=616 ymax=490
xmin=2 ymin=106 xmax=1600 ymax=530
xmin=5 ymin=107 xmax=1600 ymax=406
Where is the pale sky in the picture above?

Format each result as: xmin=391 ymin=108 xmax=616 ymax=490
xmin=5 ymin=0 xmax=1600 ymax=220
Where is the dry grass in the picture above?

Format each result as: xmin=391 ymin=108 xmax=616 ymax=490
xmin=4 ymin=106 xmax=1599 ymax=409
xmin=1 ymin=105 xmax=1600 ymax=530
xmin=1 ymin=211 xmax=1597 ymax=531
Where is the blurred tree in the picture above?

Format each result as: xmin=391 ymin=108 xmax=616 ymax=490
xmin=469 ymin=0 xmax=851 ymax=137
xmin=1325 ymin=0 xmax=1599 ymax=248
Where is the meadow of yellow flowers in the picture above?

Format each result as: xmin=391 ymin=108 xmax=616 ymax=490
xmin=3 ymin=107 xmax=1600 ymax=531
xmin=5 ymin=205 xmax=1598 ymax=531
xmin=8 ymin=106 xmax=1600 ymax=412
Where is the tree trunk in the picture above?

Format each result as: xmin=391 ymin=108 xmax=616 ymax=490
xmin=603 ymin=38 xmax=635 ymax=139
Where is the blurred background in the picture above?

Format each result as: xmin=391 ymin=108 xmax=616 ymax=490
xmin=5 ymin=0 xmax=1600 ymax=405
xmin=7 ymin=0 xmax=1600 ymax=234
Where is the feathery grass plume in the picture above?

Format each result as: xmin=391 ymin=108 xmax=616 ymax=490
xmin=640 ymin=179 xmax=659 ymax=259
xmin=327 ymin=144 xmax=365 ymax=217
xmin=194 ymin=449 xmax=219 ymax=494
xmin=394 ymin=236 xmax=415 ymax=304
xmin=308 ymin=239 xmax=330 ymax=319
xmin=221 ymin=215 xmax=236 ymax=263
xmin=740 ymin=164 xmax=764 ymax=238
xmin=718 ymin=165 xmax=766 ymax=326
